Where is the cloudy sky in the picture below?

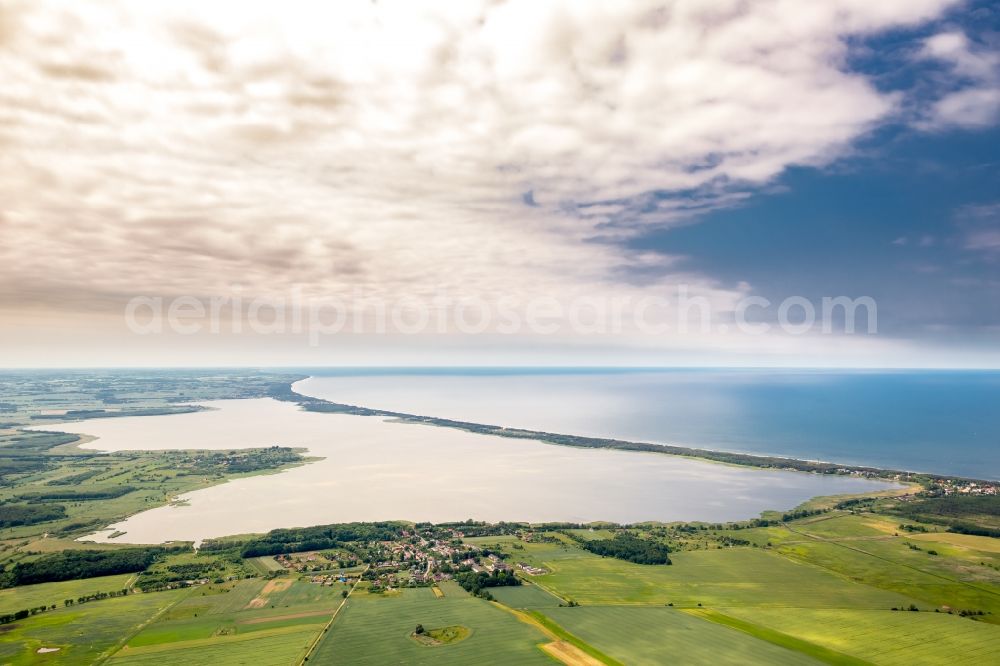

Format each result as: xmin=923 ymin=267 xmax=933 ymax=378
xmin=1 ymin=0 xmax=998 ymax=367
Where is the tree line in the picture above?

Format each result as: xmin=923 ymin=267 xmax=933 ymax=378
xmin=453 ymin=569 xmax=521 ymax=598
xmin=0 ymin=502 xmax=66 ymax=528
xmin=579 ymin=532 xmax=671 ymax=565
xmin=233 ymin=522 xmax=406 ymax=558
xmin=0 ymin=548 xmax=167 ymax=588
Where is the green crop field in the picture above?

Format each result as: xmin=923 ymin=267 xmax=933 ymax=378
xmin=486 ymin=582 xmax=565 ymax=608
xmin=76 ymin=578 xmax=341 ymax=666
xmin=908 ymin=531 xmax=1000 ymax=553
xmin=461 ymin=535 xmax=522 ymax=546
xmin=0 ymin=588 xmax=189 ymax=665
xmin=540 ymin=606 xmax=815 ymax=665
xmin=109 ymin=626 xmax=320 ymax=665
xmin=720 ymin=607 xmax=1000 ymax=665
xmin=435 ymin=580 xmax=469 ymax=597
xmin=515 ymin=540 xmax=918 ymax=608
xmin=563 ymin=528 xmax=618 ymax=541
xmin=259 ymin=578 xmax=350 ymax=609
xmin=0 ymin=573 xmax=134 ymax=614
xmin=310 ymin=587 xmax=553 ymax=664
xmin=246 ymin=556 xmax=285 ymax=575
xmin=782 ymin=513 xmax=898 ymax=539
xmin=157 ymin=579 xmax=268 ymax=618
xmin=776 ymin=535 xmax=1000 ymax=617
xmin=104 ymin=578 xmax=342 ymax=665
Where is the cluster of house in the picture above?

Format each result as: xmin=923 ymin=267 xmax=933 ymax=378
xmin=307 ymin=573 xmax=351 ymax=586
xmin=367 ymin=567 xmax=441 ymax=592
xmin=939 ymin=480 xmax=998 ymax=496
xmin=264 ymin=526 xmax=539 ymax=593
xmin=364 ymin=528 xmax=525 ymax=590
xmin=484 ymin=553 xmax=511 ymax=572
xmin=160 ymin=577 xmax=212 ymax=589
xmin=273 ymin=552 xmax=324 ymax=573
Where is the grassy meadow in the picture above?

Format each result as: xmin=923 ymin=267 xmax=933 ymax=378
xmin=485 ymin=581 xmax=565 ymax=608
xmin=106 ymin=577 xmax=346 ymax=665
xmin=0 ymin=573 xmax=135 ymax=614
xmin=470 ymin=513 xmax=1000 ymax=664
xmin=513 ymin=538 xmax=918 ymax=608
xmin=719 ymin=607 xmax=1000 ymax=665
xmin=310 ymin=587 xmax=554 ymax=664
xmin=0 ymin=588 xmax=189 ymax=665
xmin=541 ymin=606 xmax=815 ymax=665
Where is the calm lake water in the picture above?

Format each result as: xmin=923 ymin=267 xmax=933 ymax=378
xmin=42 ymin=398 xmax=896 ymax=545
xmin=295 ymin=369 xmax=1000 ymax=479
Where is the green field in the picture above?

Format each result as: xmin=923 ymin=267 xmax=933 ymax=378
xmin=485 ymin=582 xmax=565 ymax=608
xmin=0 ymin=573 xmax=134 ymax=614
xmin=775 ymin=529 xmax=1000 ymax=616
xmin=435 ymin=580 xmax=469 ymax=597
xmin=310 ymin=587 xmax=553 ymax=664
xmin=246 ymin=556 xmax=285 ymax=575
xmin=541 ymin=606 xmax=815 ymax=665
xmin=783 ymin=513 xmax=898 ymax=539
xmin=110 ymin=626 xmax=321 ymax=665
xmin=517 ymin=540 xmax=918 ymax=608
xmin=720 ymin=607 xmax=1000 ymax=665
xmin=0 ymin=588 xmax=189 ymax=665
xmin=105 ymin=578 xmax=344 ymax=665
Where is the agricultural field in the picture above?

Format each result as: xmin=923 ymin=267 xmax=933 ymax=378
xmin=108 ymin=628 xmax=320 ymax=666
xmin=461 ymin=534 xmax=522 ymax=546
xmin=540 ymin=606 xmax=814 ymax=665
xmin=310 ymin=587 xmax=554 ymax=664
xmin=0 ymin=573 xmax=134 ymax=614
xmin=1 ymin=509 xmax=998 ymax=665
xmin=908 ymin=531 xmax=1000 ymax=553
xmin=0 ymin=588 xmax=189 ymax=665
xmin=435 ymin=579 xmax=470 ymax=597
xmin=511 ymin=538 xmax=917 ymax=608
xmin=772 ymin=525 xmax=1000 ymax=617
xmin=562 ymin=528 xmax=619 ymax=541
xmin=245 ymin=556 xmax=285 ymax=575
xmin=107 ymin=578 xmax=345 ymax=665
xmin=781 ymin=512 xmax=902 ymax=539
xmin=719 ymin=607 xmax=1000 ymax=665
xmin=485 ymin=581 xmax=565 ymax=608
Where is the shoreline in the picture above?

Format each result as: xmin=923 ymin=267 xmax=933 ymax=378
xmin=33 ymin=397 xmax=902 ymax=546
xmin=14 ymin=374 xmax=988 ymax=546
xmin=280 ymin=377 xmax=994 ymax=486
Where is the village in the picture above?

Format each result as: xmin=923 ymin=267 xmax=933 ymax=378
xmin=263 ymin=525 xmax=548 ymax=592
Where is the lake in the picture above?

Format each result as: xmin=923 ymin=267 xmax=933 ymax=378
xmin=42 ymin=397 xmax=897 ymax=545
xmin=295 ymin=368 xmax=1000 ymax=479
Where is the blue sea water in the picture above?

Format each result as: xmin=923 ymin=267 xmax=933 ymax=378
xmin=295 ymin=369 xmax=1000 ymax=480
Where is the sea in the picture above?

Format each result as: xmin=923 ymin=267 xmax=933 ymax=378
xmin=294 ymin=368 xmax=1000 ymax=480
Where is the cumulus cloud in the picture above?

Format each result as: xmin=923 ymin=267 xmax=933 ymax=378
xmin=918 ymin=31 xmax=1000 ymax=129
xmin=0 ymin=0 xmax=970 ymax=355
